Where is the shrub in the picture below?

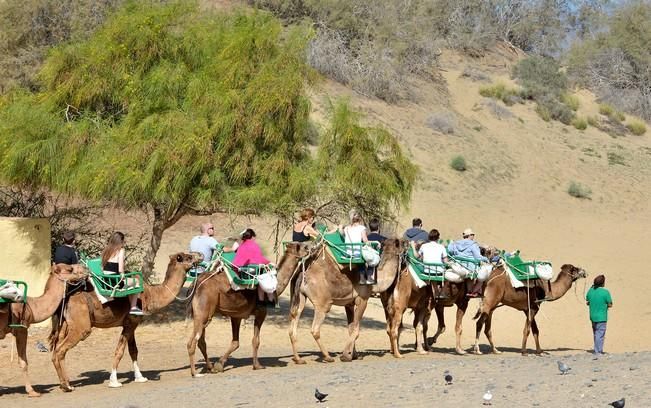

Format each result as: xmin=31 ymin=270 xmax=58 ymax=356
xmin=513 ymin=56 xmax=568 ymax=99
xmin=479 ymin=83 xmax=522 ymax=106
xmin=461 ymin=66 xmax=490 ymax=82
xmin=587 ymin=116 xmax=601 ymax=128
xmin=572 ymin=117 xmax=588 ymax=130
xmin=607 ymin=152 xmax=626 ymax=166
xmin=535 ymin=104 xmax=552 ymax=122
xmin=537 ymin=95 xmax=575 ymax=125
xmin=426 ymin=111 xmax=457 ymax=134
xmin=626 ymin=119 xmax=647 ymax=135
xmin=567 ymin=182 xmax=592 ymax=199
xmin=561 ymin=94 xmax=580 ymax=111
xmin=599 ymin=103 xmax=614 ymax=116
xmin=450 ymin=155 xmax=467 ymax=171
xmin=481 ymin=99 xmax=513 ymax=120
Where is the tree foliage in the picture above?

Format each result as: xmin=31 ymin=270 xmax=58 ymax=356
xmin=0 ymin=1 xmax=417 ymax=275
xmin=568 ymin=1 xmax=651 ymax=121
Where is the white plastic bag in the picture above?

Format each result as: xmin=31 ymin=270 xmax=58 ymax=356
xmin=362 ymin=245 xmax=381 ymax=267
xmin=444 ymin=270 xmax=464 ymax=283
xmin=0 ymin=281 xmax=22 ymax=302
xmin=476 ymin=263 xmax=493 ymax=281
xmin=257 ymin=271 xmax=278 ymax=294
xmin=448 ymin=261 xmax=468 ymax=277
xmin=533 ymin=263 xmax=553 ymax=281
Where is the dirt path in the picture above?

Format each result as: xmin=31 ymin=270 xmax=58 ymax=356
xmin=2 ymin=292 xmax=648 ymax=407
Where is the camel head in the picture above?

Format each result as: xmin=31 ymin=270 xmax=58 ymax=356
xmin=480 ymin=245 xmax=500 ymax=260
xmin=378 ymin=238 xmax=404 ymax=265
xmin=169 ymin=252 xmax=201 ymax=268
xmin=51 ymin=263 xmax=89 ymax=283
xmin=559 ymin=264 xmax=587 ymax=281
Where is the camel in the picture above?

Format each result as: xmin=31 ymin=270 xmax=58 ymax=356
xmin=49 ymin=252 xmax=198 ymax=391
xmin=288 ymin=238 xmax=402 ymax=364
xmin=473 ymin=263 xmax=586 ymax=355
xmin=0 ymin=264 xmax=88 ymax=397
xmin=186 ymin=242 xmax=314 ymax=377
xmin=383 ymin=247 xmax=499 ymax=357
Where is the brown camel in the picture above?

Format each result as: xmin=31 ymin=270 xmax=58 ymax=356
xmin=0 ymin=264 xmax=88 ymax=397
xmin=384 ymin=247 xmax=500 ymax=357
xmin=473 ymin=263 xmax=586 ymax=355
xmin=288 ymin=238 xmax=402 ymax=364
xmin=186 ymin=242 xmax=314 ymax=377
xmin=49 ymin=252 xmax=198 ymax=391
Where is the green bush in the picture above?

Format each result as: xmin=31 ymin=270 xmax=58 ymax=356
xmin=587 ymin=116 xmax=601 ymax=128
xmin=626 ymin=119 xmax=647 ymax=135
xmin=535 ymin=104 xmax=551 ymax=122
xmin=567 ymin=182 xmax=592 ymax=199
xmin=513 ymin=56 xmax=568 ymax=99
xmin=536 ymin=96 xmax=574 ymax=125
xmin=561 ymin=94 xmax=580 ymax=111
xmin=479 ymin=83 xmax=522 ymax=105
xmin=599 ymin=103 xmax=614 ymax=116
xmin=607 ymin=152 xmax=626 ymax=166
xmin=450 ymin=155 xmax=467 ymax=172
xmin=572 ymin=117 xmax=588 ymax=130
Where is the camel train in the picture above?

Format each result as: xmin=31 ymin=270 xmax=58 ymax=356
xmin=0 ymin=229 xmax=587 ymax=397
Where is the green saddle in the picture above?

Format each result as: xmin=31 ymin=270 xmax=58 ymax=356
xmin=219 ymin=251 xmax=267 ymax=287
xmin=0 ymin=279 xmax=27 ymax=304
xmin=502 ymin=251 xmax=551 ymax=281
xmin=82 ymin=258 xmax=144 ymax=297
xmin=406 ymin=248 xmax=447 ymax=282
xmin=323 ymin=232 xmax=381 ymax=265
xmin=0 ymin=278 xmax=28 ymax=328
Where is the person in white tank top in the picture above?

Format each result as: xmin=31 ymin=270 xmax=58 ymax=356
xmin=412 ymin=228 xmax=450 ymax=299
xmin=340 ymin=212 xmax=374 ymax=284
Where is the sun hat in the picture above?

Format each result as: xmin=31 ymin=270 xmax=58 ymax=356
xmin=463 ymin=228 xmax=475 ymax=237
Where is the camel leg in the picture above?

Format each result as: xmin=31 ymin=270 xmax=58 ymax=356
xmin=340 ymin=298 xmax=368 ymax=362
xmin=414 ymin=307 xmax=428 ymax=355
xmin=14 ymin=329 xmax=40 ymax=397
xmin=311 ymin=306 xmax=335 ymax=363
xmin=197 ymin=328 xmax=213 ymax=372
xmin=214 ymin=317 xmax=241 ymax=373
xmin=127 ymin=334 xmax=147 ymax=383
xmin=521 ymin=311 xmax=531 ymax=356
xmin=389 ymin=301 xmax=406 ymax=358
xmin=429 ymin=304 xmax=446 ymax=345
xmin=454 ymin=301 xmax=468 ymax=355
xmin=289 ymin=292 xmax=307 ymax=365
xmin=187 ymin=316 xmax=210 ymax=378
xmin=345 ymin=305 xmax=360 ymax=360
xmin=109 ymin=326 xmax=134 ymax=388
xmin=252 ymin=308 xmax=267 ymax=370
xmin=484 ymin=311 xmax=501 ymax=354
xmin=422 ymin=309 xmax=432 ymax=351
xmin=531 ymin=314 xmax=544 ymax=355
xmin=52 ymin=320 xmax=88 ymax=392
xmin=474 ymin=312 xmax=488 ymax=354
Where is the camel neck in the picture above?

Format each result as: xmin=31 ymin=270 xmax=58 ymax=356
xmin=549 ymin=271 xmax=574 ymax=299
xmin=142 ymin=263 xmax=187 ymax=313
xmin=23 ymin=274 xmax=67 ymax=324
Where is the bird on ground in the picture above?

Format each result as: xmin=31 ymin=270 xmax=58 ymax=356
xmin=315 ymin=388 xmax=328 ymax=403
xmin=444 ymin=373 xmax=453 ymax=385
xmin=608 ymin=398 xmax=625 ymax=408
xmin=483 ymin=390 xmax=493 ymax=405
xmin=557 ymin=360 xmax=571 ymax=375
xmin=35 ymin=341 xmax=48 ymax=352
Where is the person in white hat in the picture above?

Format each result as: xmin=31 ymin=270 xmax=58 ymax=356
xmin=447 ymin=227 xmax=488 ymax=297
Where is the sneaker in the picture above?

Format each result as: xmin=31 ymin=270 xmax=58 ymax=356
xmin=466 ymin=292 xmax=479 ymax=298
xmin=366 ymin=277 xmax=377 ymax=285
xmin=129 ymin=307 xmax=144 ymax=316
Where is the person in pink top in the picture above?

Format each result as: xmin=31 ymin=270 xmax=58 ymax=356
xmin=232 ymin=228 xmax=274 ymax=305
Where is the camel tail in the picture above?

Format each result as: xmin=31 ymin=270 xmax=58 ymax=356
xmin=472 ymin=307 xmax=482 ymax=320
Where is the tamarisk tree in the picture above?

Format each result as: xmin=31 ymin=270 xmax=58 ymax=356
xmin=0 ymin=1 xmax=417 ymax=277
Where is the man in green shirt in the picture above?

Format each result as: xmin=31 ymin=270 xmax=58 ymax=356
xmin=585 ymin=275 xmax=613 ymax=355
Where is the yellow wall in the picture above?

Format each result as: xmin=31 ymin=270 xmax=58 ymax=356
xmin=0 ymin=217 xmax=51 ymax=298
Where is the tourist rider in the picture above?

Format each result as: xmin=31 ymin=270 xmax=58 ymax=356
xmin=340 ymin=212 xmax=373 ymax=284
xmin=367 ymin=218 xmax=387 ymax=245
xmin=101 ymin=232 xmax=143 ymax=315
xmin=412 ymin=229 xmax=449 ymax=299
xmin=293 ymin=208 xmax=320 ymax=242
xmin=189 ymin=223 xmax=235 ymax=271
xmin=403 ymin=218 xmax=428 ymax=242
xmin=232 ymin=228 xmax=275 ymax=306
xmin=585 ymin=274 xmax=613 ymax=356
xmin=447 ymin=228 xmax=488 ymax=298
xmin=53 ymin=230 xmax=79 ymax=265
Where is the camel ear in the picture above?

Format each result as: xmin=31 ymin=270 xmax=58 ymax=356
xmin=176 ymin=254 xmax=184 ymax=263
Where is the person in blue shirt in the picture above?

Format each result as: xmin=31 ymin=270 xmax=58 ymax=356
xmin=447 ymin=228 xmax=488 ymax=297
xmin=403 ymin=218 xmax=428 ymax=242
xmin=585 ymin=275 xmax=613 ymax=356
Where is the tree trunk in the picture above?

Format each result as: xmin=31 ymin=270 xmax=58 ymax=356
xmin=141 ymin=205 xmax=186 ymax=281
